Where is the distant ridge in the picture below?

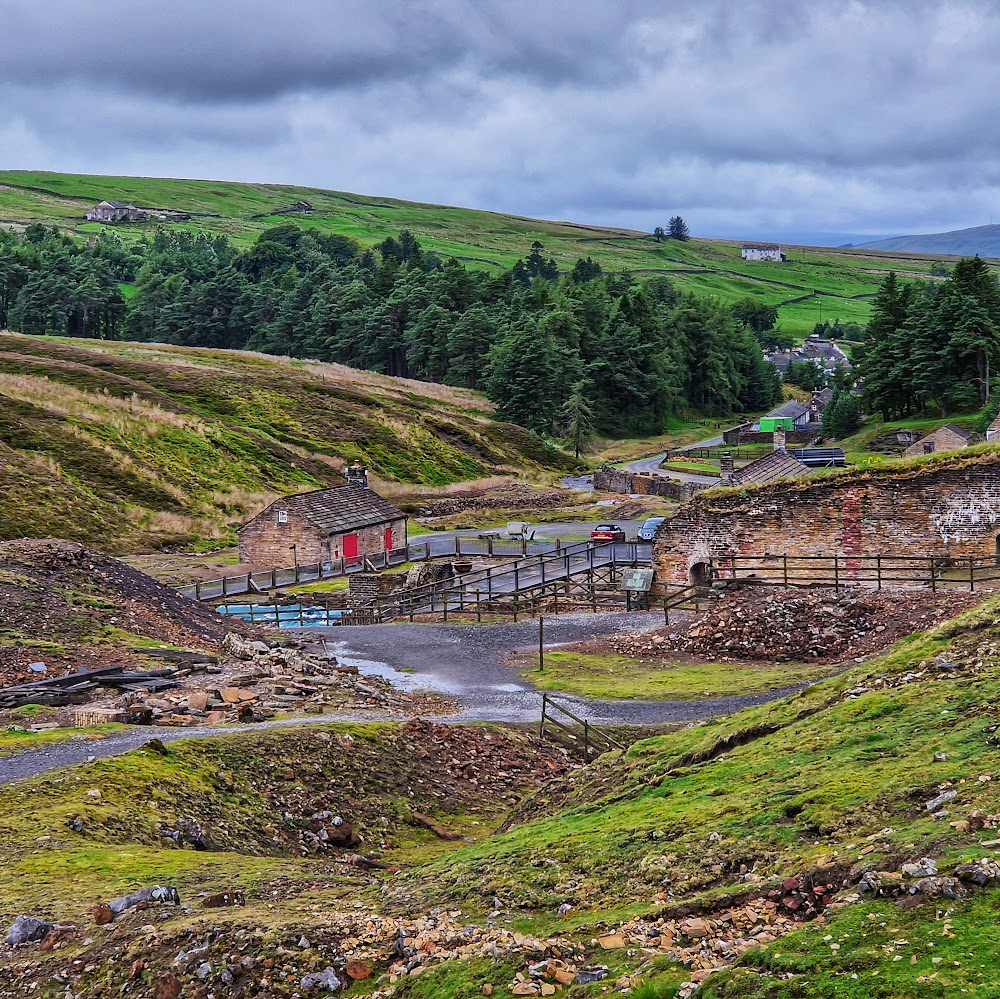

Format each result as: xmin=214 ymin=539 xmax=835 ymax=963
xmin=859 ymin=223 xmax=1000 ymax=257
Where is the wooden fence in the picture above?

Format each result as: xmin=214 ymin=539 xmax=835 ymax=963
xmin=539 ymin=693 xmax=626 ymax=760
xmin=710 ymin=552 xmax=1000 ymax=592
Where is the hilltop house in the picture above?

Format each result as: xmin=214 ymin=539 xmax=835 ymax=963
xmin=741 ymin=243 xmax=786 ymax=262
xmin=237 ymin=466 xmax=407 ymax=567
xmin=85 ymin=201 xmax=147 ymax=223
xmin=903 ymin=425 xmax=973 ymax=458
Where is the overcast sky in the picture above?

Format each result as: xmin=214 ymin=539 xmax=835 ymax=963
xmin=3 ymin=0 xmax=1000 ymax=244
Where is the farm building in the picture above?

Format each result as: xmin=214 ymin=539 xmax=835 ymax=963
xmin=741 ymin=243 xmax=786 ymax=262
xmin=85 ymin=201 xmax=147 ymax=223
xmin=903 ymin=425 xmax=973 ymax=458
xmin=760 ymin=400 xmax=811 ymax=432
xmin=237 ymin=467 xmax=407 ymax=567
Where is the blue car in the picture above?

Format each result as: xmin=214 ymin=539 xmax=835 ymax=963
xmin=637 ymin=516 xmax=665 ymax=541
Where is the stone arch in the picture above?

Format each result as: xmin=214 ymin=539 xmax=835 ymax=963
xmin=689 ymin=561 xmax=712 ymax=586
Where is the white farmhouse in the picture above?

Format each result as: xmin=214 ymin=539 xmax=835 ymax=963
xmin=741 ymin=242 xmax=787 ymax=262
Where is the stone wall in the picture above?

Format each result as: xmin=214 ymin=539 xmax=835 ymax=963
xmin=593 ymin=465 xmax=707 ymax=503
xmin=653 ymin=452 xmax=1000 ymax=585
xmin=238 ymin=511 xmax=407 ymax=567
xmin=349 ymin=572 xmax=405 ymax=604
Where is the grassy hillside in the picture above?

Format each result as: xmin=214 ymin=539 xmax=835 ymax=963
xmin=6 ymin=595 xmax=1000 ymax=995
xmin=0 ymin=332 xmax=573 ymax=552
xmin=5 ymin=170 xmax=997 ymax=339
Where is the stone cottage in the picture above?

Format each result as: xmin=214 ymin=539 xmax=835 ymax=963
xmin=903 ymin=424 xmax=972 ymax=458
xmin=238 ymin=475 xmax=407 ymax=568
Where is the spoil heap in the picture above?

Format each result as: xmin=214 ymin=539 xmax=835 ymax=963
xmin=614 ymin=586 xmax=977 ymax=662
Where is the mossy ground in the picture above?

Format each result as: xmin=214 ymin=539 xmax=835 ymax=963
xmin=521 ymin=651 xmax=839 ymax=700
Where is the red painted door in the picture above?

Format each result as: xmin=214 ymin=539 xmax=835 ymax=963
xmin=384 ymin=527 xmax=394 ymax=552
xmin=343 ymin=533 xmax=359 ymax=560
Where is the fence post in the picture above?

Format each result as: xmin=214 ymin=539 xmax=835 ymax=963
xmin=663 ymin=599 xmax=669 ymax=625
xmin=246 ymin=572 xmax=251 ymax=593
xmin=488 ymin=536 xmax=494 ymax=556
xmin=584 ymin=720 xmax=590 ymax=759
xmin=833 ymin=554 xmax=839 ymax=592
xmin=555 ymin=538 xmax=561 ymax=553
xmin=409 ymin=596 xmax=414 ymax=623
xmin=970 ymin=558 xmax=975 ymax=593
xmin=540 ymin=693 xmax=547 ymax=739
xmin=222 ymin=575 xmax=227 ymax=597
xmin=929 ymin=557 xmax=936 ymax=591
xmin=514 ymin=592 xmax=519 ymax=623
xmin=271 ymin=568 xmax=277 ymax=589
xmin=514 ymin=564 xmax=519 ymax=594
xmin=783 ymin=555 xmax=788 ymax=587
xmin=195 ymin=581 xmax=202 ymax=600
xmin=522 ymin=537 xmax=527 ymax=557
xmin=477 ymin=590 xmax=482 ymax=623
xmin=443 ymin=593 xmax=448 ymax=621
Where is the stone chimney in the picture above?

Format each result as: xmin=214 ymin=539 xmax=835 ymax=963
xmin=344 ymin=460 xmax=369 ymax=488
xmin=720 ymin=450 xmax=735 ymax=486
xmin=773 ymin=426 xmax=787 ymax=452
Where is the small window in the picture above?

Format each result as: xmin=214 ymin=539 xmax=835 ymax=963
xmin=277 ymin=510 xmax=288 ymax=525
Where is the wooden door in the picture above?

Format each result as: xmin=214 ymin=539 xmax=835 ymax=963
xmin=343 ymin=533 xmax=359 ymax=560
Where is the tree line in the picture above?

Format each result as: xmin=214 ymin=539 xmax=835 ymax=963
xmin=0 ymin=223 xmax=782 ymax=437
xmin=861 ymin=257 xmax=1000 ymax=419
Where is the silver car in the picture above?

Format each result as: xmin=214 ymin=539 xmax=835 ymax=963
xmin=637 ymin=516 xmax=665 ymax=541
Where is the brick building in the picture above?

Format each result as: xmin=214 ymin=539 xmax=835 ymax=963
xmin=653 ymin=451 xmax=1000 ymax=586
xmin=238 ymin=480 xmax=407 ymax=568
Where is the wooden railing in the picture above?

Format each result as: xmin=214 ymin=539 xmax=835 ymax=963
xmin=539 ymin=693 xmax=626 ymax=760
xmin=709 ymin=552 xmax=1000 ymax=593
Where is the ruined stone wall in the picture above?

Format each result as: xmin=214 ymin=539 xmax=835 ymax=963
xmin=653 ymin=454 xmax=1000 ymax=585
xmin=593 ymin=465 xmax=707 ymax=503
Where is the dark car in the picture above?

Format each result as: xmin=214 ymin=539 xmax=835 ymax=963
xmin=590 ymin=523 xmax=626 ymax=543
xmin=637 ymin=516 xmax=666 ymax=541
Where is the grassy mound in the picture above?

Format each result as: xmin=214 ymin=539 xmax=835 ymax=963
xmin=0 ymin=333 xmax=573 ymax=551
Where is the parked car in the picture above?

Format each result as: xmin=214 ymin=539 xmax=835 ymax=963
xmin=637 ymin=516 xmax=666 ymax=541
xmin=590 ymin=523 xmax=626 ymax=543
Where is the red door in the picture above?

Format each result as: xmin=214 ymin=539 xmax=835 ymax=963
xmin=343 ymin=533 xmax=359 ymax=560
xmin=384 ymin=527 xmax=394 ymax=552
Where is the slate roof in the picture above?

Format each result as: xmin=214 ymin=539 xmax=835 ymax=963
xmin=987 ymin=414 xmax=1000 ymax=437
xmin=742 ymin=242 xmax=781 ymax=250
xmin=245 ymin=485 xmax=405 ymax=536
xmin=734 ymin=450 xmax=812 ymax=486
xmin=940 ymin=424 xmax=973 ymax=441
xmin=766 ymin=400 xmax=810 ymax=420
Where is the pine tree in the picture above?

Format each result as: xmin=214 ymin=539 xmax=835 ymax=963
xmin=561 ymin=381 xmax=594 ymax=458
xmin=668 ymin=216 xmax=690 ymax=241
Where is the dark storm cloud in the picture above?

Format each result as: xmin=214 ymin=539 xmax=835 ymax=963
xmin=3 ymin=0 xmax=1000 ymax=239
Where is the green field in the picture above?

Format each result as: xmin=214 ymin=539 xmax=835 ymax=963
xmin=4 ymin=170 xmax=996 ymax=339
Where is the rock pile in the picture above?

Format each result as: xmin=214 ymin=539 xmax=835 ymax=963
xmin=612 ymin=587 xmax=976 ymax=663
xmin=98 ymin=633 xmax=447 ymax=726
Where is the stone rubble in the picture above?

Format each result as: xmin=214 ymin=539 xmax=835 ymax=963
xmin=612 ymin=587 xmax=976 ymax=663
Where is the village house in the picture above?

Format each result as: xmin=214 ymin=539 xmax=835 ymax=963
xmin=903 ymin=424 xmax=974 ymax=458
xmin=766 ymin=335 xmax=853 ymax=377
xmin=808 ymin=386 xmax=834 ymax=421
xmin=85 ymin=201 xmax=147 ymax=223
xmin=237 ymin=464 xmax=407 ymax=567
xmin=741 ymin=242 xmax=786 ymax=262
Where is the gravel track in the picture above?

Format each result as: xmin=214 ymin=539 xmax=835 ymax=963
xmin=0 ymin=613 xmax=813 ymax=785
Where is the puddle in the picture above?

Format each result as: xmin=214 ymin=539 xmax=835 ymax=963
xmin=324 ymin=643 xmax=463 ymax=695
xmin=491 ymin=683 xmax=527 ymax=693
